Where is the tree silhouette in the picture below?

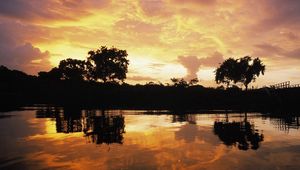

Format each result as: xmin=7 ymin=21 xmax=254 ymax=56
xmin=189 ymin=78 xmax=199 ymax=86
xmin=215 ymin=56 xmax=265 ymax=90
xmin=58 ymin=58 xmax=90 ymax=81
xmin=87 ymin=46 xmax=129 ymax=83
xmin=215 ymin=58 xmax=239 ymax=88
xmin=171 ymin=78 xmax=199 ymax=87
xmin=171 ymin=78 xmax=188 ymax=88
xmin=241 ymin=57 xmax=265 ymax=90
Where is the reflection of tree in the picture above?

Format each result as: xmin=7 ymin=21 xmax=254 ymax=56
xmin=265 ymin=113 xmax=300 ymax=133
xmin=36 ymin=108 xmax=125 ymax=145
xmin=36 ymin=107 xmax=60 ymax=119
xmin=83 ymin=111 xmax=125 ymax=144
xmin=213 ymin=114 xmax=264 ymax=150
xmin=172 ymin=114 xmax=196 ymax=124
xmin=55 ymin=107 xmax=83 ymax=133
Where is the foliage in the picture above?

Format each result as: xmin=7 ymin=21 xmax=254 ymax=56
xmin=171 ymin=78 xmax=199 ymax=88
xmin=87 ymin=46 xmax=129 ymax=83
xmin=215 ymin=56 xmax=265 ymax=90
xmin=171 ymin=78 xmax=188 ymax=88
xmin=58 ymin=58 xmax=89 ymax=81
xmin=189 ymin=78 xmax=199 ymax=86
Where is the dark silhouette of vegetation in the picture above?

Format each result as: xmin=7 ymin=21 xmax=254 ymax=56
xmin=58 ymin=58 xmax=91 ymax=81
xmin=170 ymin=78 xmax=199 ymax=88
xmin=215 ymin=56 xmax=265 ymax=90
xmin=1 ymin=62 xmax=300 ymax=111
xmin=1 ymin=44 xmax=299 ymax=112
xmin=0 ymin=65 xmax=34 ymax=81
xmin=37 ymin=46 xmax=129 ymax=83
xmin=38 ymin=67 xmax=62 ymax=81
xmin=214 ymin=114 xmax=264 ymax=150
xmin=87 ymin=46 xmax=129 ymax=83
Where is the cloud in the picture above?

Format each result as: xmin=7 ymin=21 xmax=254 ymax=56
xmin=113 ymin=18 xmax=163 ymax=47
xmin=255 ymin=43 xmax=300 ymax=59
xmin=254 ymin=43 xmax=285 ymax=56
xmin=199 ymin=51 xmax=224 ymax=67
xmin=178 ymin=51 xmax=224 ymax=80
xmin=139 ymin=0 xmax=171 ymax=17
xmin=0 ymin=21 xmax=51 ymax=74
xmin=0 ymin=0 xmax=109 ymax=21
xmin=0 ymin=0 xmax=299 ymax=86
xmin=280 ymin=32 xmax=299 ymax=41
xmin=178 ymin=55 xmax=201 ymax=80
xmin=114 ymin=18 xmax=161 ymax=34
xmin=127 ymin=76 xmax=156 ymax=81
xmin=0 ymin=43 xmax=51 ymax=75
xmin=171 ymin=0 xmax=216 ymax=6
xmin=252 ymin=0 xmax=300 ymax=31
xmin=285 ymin=48 xmax=300 ymax=59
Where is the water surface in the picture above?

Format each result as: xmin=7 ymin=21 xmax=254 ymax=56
xmin=1 ymin=108 xmax=300 ymax=169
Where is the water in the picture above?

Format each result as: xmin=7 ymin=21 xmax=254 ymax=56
xmin=1 ymin=108 xmax=300 ymax=170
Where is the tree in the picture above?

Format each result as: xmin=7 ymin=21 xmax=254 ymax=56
xmin=241 ymin=57 xmax=265 ymax=90
xmin=215 ymin=56 xmax=265 ymax=90
xmin=189 ymin=78 xmax=199 ymax=86
xmin=215 ymin=58 xmax=239 ymax=87
xmin=58 ymin=58 xmax=89 ymax=81
xmin=170 ymin=78 xmax=188 ymax=88
xmin=87 ymin=46 xmax=129 ymax=83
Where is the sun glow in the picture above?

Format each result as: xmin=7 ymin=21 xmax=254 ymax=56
xmin=0 ymin=0 xmax=299 ymax=85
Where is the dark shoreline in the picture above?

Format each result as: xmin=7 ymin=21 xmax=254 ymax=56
xmin=1 ymin=80 xmax=300 ymax=113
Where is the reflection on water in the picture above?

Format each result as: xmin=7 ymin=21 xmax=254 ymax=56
xmin=265 ymin=113 xmax=300 ymax=133
xmin=1 ymin=108 xmax=300 ymax=169
xmin=213 ymin=114 xmax=264 ymax=150
xmin=37 ymin=108 xmax=125 ymax=145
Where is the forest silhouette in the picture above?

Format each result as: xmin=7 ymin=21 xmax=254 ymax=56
xmin=1 ymin=46 xmax=300 ymax=112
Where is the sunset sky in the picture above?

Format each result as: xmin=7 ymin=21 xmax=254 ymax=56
xmin=0 ymin=0 xmax=300 ymax=87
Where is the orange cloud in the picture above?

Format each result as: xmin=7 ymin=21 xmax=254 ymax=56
xmin=178 ymin=52 xmax=224 ymax=80
xmin=0 ymin=0 xmax=299 ymax=85
xmin=0 ymin=0 xmax=110 ymax=22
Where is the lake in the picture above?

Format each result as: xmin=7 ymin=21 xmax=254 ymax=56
xmin=1 ymin=107 xmax=300 ymax=169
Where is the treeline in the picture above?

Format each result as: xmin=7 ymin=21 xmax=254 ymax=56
xmin=38 ymin=46 xmax=129 ymax=83
xmin=1 ymin=64 xmax=299 ymax=112
xmin=0 ymin=46 xmax=299 ymax=111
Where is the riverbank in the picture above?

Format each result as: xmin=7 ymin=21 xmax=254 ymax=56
xmin=1 ymin=79 xmax=300 ymax=112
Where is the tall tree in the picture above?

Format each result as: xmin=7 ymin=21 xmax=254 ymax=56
xmin=215 ymin=58 xmax=239 ymax=87
xmin=215 ymin=56 xmax=265 ymax=90
xmin=242 ymin=57 xmax=265 ymax=90
xmin=87 ymin=46 xmax=129 ymax=83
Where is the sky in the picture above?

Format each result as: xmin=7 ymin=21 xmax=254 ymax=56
xmin=0 ymin=0 xmax=300 ymax=87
